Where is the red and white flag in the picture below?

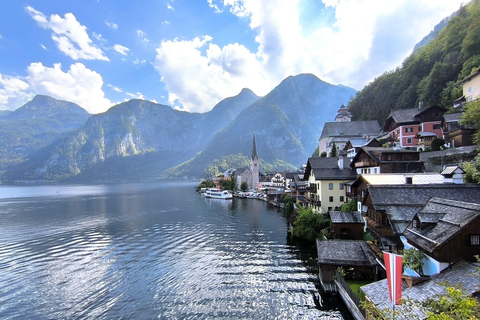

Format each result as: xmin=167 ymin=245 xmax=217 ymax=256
xmin=383 ymin=251 xmax=403 ymax=305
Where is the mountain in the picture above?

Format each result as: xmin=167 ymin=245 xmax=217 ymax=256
xmin=3 ymin=90 xmax=259 ymax=183
xmin=2 ymin=75 xmax=354 ymax=183
xmin=160 ymin=74 xmax=357 ymax=179
xmin=0 ymin=95 xmax=90 ymax=170
xmin=348 ymin=0 xmax=480 ymax=127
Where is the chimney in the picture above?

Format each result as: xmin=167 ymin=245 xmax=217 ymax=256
xmin=419 ymin=101 xmax=423 ymax=109
xmin=338 ymin=156 xmax=344 ymax=170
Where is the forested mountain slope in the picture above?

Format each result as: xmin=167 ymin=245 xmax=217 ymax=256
xmin=348 ymin=0 xmax=480 ymax=127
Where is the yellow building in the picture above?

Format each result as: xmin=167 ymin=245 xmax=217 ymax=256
xmin=303 ymin=157 xmax=357 ymax=213
xmin=460 ymin=67 xmax=480 ymax=103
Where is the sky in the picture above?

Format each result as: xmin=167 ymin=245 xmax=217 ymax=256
xmin=0 ymin=0 xmax=466 ymax=114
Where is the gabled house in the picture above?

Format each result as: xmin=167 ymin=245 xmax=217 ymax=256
xmin=361 ymin=184 xmax=480 ymax=253
xmin=384 ymin=104 xmax=447 ymax=149
xmin=330 ymin=211 xmax=365 ymax=240
xmin=303 ymin=157 xmax=357 ymax=213
xmin=348 ymin=172 xmax=446 ymax=207
xmin=404 ymin=198 xmax=480 ymax=267
xmin=350 ymin=147 xmax=424 ymax=174
xmin=318 ymin=105 xmax=382 ymax=156
xmin=458 ymin=67 xmax=480 ymax=105
xmin=442 ymin=113 xmax=477 ymax=148
xmin=317 ymin=240 xmax=379 ymax=293
xmin=288 ymin=173 xmax=307 ymax=202
xmin=345 ymin=138 xmax=382 ymax=159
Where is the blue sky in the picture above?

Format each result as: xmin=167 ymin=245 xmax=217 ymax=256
xmin=0 ymin=0 xmax=465 ymax=114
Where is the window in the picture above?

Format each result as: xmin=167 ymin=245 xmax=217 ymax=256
xmin=328 ymin=207 xmax=332 ymax=211
xmin=405 ymin=127 xmax=413 ymax=133
xmin=340 ymin=196 xmax=344 ymax=202
xmin=468 ymin=86 xmax=472 ymax=93
xmin=407 ymin=138 xmax=412 ymax=144
xmin=340 ymin=228 xmax=349 ymax=235
xmin=329 ymin=183 xmax=333 ymax=190
xmin=471 ymin=235 xmax=480 ymax=245
xmin=339 ymin=183 xmax=344 ymax=190
xmin=433 ymin=124 xmax=441 ymax=130
xmin=329 ymin=196 xmax=333 ymax=202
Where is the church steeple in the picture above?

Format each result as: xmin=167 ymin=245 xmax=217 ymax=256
xmin=250 ymin=134 xmax=259 ymax=190
xmin=334 ymin=102 xmax=352 ymax=122
xmin=252 ymin=134 xmax=258 ymax=161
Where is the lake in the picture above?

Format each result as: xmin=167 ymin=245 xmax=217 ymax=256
xmin=0 ymin=182 xmax=351 ymax=319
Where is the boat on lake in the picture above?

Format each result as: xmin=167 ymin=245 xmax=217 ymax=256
xmin=205 ymin=188 xmax=233 ymax=199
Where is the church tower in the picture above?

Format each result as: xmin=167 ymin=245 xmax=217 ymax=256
xmin=250 ymin=134 xmax=259 ymax=190
xmin=334 ymin=102 xmax=352 ymax=122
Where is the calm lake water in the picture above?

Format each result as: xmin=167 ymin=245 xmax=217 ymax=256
xmin=0 ymin=182 xmax=351 ymax=319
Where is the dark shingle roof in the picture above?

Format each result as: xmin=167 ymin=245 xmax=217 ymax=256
xmin=316 ymin=240 xmax=378 ymax=267
xmin=368 ymin=184 xmax=480 ymax=235
xmin=319 ymin=121 xmax=382 ymax=139
xmin=361 ymin=261 xmax=480 ymax=319
xmin=330 ymin=211 xmax=364 ymax=224
xmin=404 ymin=198 xmax=480 ymax=254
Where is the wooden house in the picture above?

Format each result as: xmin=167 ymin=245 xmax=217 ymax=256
xmin=350 ymin=147 xmax=424 ymax=174
xmin=330 ymin=211 xmax=365 ymax=240
xmin=442 ymin=113 xmax=477 ymax=148
xmin=404 ymin=198 xmax=480 ymax=264
xmin=316 ymin=240 xmax=378 ymax=293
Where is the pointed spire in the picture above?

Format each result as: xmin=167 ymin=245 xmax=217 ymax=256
xmin=252 ymin=134 xmax=258 ymax=160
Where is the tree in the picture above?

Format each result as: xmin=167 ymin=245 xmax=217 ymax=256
xmin=362 ymin=285 xmax=480 ymax=320
xmin=341 ymin=199 xmax=357 ymax=211
xmin=431 ymin=138 xmax=445 ymax=151
xmin=330 ymin=142 xmax=337 ymax=157
xmin=240 ymin=181 xmax=248 ymax=192
xmin=292 ymin=206 xmax=330 ymax=241
xmin=320 ymin=151 xmax=327 ymax=158
xmin=230 ymin=172 xmax=237 ymax=192
xmin=403 ymin=248 xmax=426 ymax=276
xmin=463 ymin=152 xmax=480 ymax=183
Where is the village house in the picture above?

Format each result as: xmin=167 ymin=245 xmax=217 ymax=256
xmin=403 ymin=198 xmax=480 ymax=274
xmin=384 ymin=104 xmax=446 ymax=150
xmin=288 ymin=173 xmax=307 ymax=202
xmin=345 ymin=138 xmax=382 ymax=159
xmin=350 ymin=147 xmax=424 ymax=175
xmin=316 ymin=240 xmax=379 ymax=294
xmin=442 ymin=113 xmax=477 ymax=148
xmin=361 ymin=184 xmax=480 ymax=253
xmin=318 ymin=104 xmax=382 ymax=156
xmin=330 ymin=211 xmax=365 ymax=240
xmin=454 ymin=67 xmax=480 ymax=107
xmin=303 ymin=157 xmax=357 ymax=213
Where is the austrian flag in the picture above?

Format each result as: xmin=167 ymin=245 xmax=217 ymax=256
xmin=383 ymin=252 xmax=403 ymax=305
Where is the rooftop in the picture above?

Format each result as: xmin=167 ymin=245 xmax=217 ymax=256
xmin=330 ymin=211 xmax=364 ymax=224
xmin=361 ymin=260 xmax=480 ymax=319
xmin=316 ymin=240 xmax=378 ymax=267
xmin=320 ymin=121 xmax=382 ymax=139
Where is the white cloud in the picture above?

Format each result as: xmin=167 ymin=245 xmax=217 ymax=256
xmin=0 ymin=74 xmax=30 ymax=108
xmin=107 ymin=84 xmax=123 ymax=92
xmin=137 ymin=29 xmax=150 ymax=43
xmin=26 ymin=6 xmax=109 ymax=61
xmin=0 ymin=63 xmax=112 ymax=113
xmin=126 ymin=92 xmax=144 ymax=99
xmin=105 ymin=20 xmax=118 ymax=30
xmin=113 ymin=44 xmax=130 ymax=55
xmin=26 ymin=62 xmax=112 ymax=113
xmin=41 ymin=44 xmax=47 ymax=50
xmin=154 ymin=36 xmax=266 ymax=113
xmin=133 ymin=58 xmax=146 ymax=64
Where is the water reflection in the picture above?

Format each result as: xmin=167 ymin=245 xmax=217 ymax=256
xmin=0 ymin=183 xmax=350 ymax=319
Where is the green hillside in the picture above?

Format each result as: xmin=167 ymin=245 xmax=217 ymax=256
xmin=348 ymin=0 xmax=480 ymax=127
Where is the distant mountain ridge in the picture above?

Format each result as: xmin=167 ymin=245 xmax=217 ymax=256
xmin=1 ymin=74 xmax=355 ymax=183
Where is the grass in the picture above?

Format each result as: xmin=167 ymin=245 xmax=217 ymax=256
xmin=345 ymin=279 xmax=371 ymax=300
